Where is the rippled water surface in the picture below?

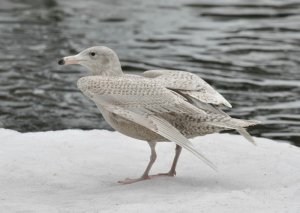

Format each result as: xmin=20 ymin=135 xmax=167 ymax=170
xmin=0 ymin=0 xmax=299 ymax=145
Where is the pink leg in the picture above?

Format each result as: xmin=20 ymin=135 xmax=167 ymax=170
xmin=118 ymin=142 xmax=157 ymax=184
xmin=150 ymin=145 xmax=182 ymax=177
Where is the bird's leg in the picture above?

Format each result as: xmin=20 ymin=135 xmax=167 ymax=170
xmin=118 ymin=142 xmax=157 ymax=184
xmin=151 ymin=145 xmax=182 ymax=177
xmin=168 ymin=145 xmax=182 ymax=176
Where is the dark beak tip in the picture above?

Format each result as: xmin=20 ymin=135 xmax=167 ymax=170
xmin=58 ymin=58 xmax=65 ymax=65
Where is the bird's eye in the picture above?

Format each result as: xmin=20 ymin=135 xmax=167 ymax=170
xmin=89 ymin=52 xmax=96 ymax=57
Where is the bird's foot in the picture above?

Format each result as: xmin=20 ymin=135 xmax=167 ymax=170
xmin=118 ymin=171 xmax=176 ymax=184
xmin=118 ymin=175 xmax=150 ymax=184
xmin=150 ymin=170 xmax=176 ymax=178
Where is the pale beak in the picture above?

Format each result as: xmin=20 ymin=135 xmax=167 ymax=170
xmin=58 ymin=54 xmax=82 ymax=65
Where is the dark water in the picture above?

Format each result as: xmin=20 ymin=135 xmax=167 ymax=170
xmin=0 ymin=0 xmax=299 ymax=145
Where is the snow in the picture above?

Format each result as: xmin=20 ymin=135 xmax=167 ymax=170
xmin=0 ymin=129 xmax=299 ymax=213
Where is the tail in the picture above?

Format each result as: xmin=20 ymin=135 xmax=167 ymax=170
xmin=206 ymin=118 xmax=261 ymax=145
xmin=230 ymin=118 xmax=261 ymax=128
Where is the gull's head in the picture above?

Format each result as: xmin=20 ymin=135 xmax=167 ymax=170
xmin=58 ymin=46 xmax=123 ymax=76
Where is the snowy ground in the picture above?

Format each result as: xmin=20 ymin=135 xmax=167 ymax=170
xmin=0 ymin=129 xmax=299 ymax=213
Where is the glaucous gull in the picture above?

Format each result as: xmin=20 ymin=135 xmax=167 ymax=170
xmin=58 ymin=46 xmax=259 ymax=184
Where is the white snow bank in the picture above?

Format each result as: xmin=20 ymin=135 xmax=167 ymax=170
xmin=0 ymin=129 xmax=299 ymax=213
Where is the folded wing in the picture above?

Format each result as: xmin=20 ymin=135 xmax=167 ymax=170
xmin=77 ymin=75 xmax=206 ymax=116
xmin=143 ymin=70 xmax=232 ymax=112
xmin=77 ymin=75 xmax=216 ymax=170
xmin=143 ymin=70 xmax=259 ymax=145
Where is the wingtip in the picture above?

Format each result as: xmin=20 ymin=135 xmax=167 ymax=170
xmin=248 ymin=137 xmax=257 ymax=146
xmin=193 ymin=150 xmax=218 ymax=171
xmin=224 ymin=101 xmax=232 ymax=108
xmin=237 ymin=128 xmax=257 ymax=146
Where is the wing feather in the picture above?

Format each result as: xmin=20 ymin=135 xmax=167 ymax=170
xmin=77 ymin=76 xmax=207 ymax=116
xmin=104 ymin=105 xmax=217 ymax=170
xmin=143 ymin=70 xmax=232 ymax=108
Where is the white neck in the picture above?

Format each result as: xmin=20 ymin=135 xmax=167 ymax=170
xmin=92 ymin=58 xmax=123 ymax=76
